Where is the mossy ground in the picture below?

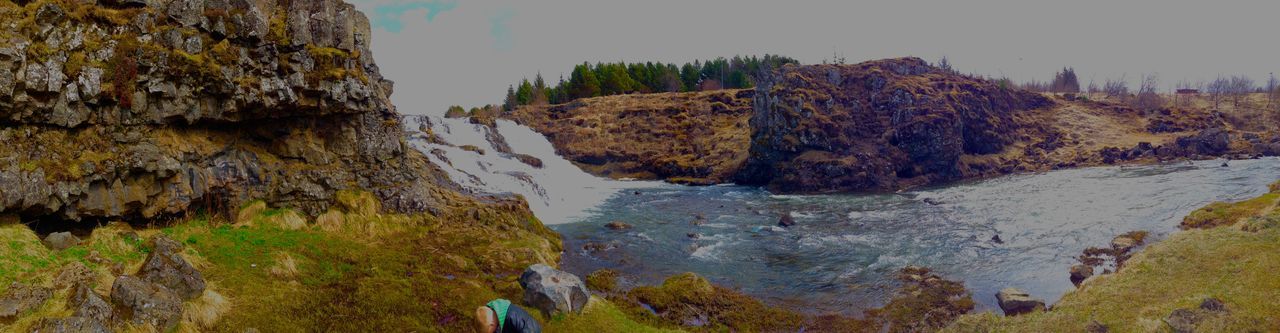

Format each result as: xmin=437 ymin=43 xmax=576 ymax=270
xmin=947 ymin=181 xmax=1280 ymax=332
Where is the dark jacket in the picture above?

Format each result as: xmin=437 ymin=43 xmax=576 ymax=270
xmin=502 ymin=304 xmax=541 ymax=333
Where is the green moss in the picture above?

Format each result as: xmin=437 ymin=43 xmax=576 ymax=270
xmin=545 ymin=297 xmax=683 ymax=333
xmin=585 ymin=269 xmax=619 ymax=293
xmin=1181 ymin=192 xmax=1278 ymax=229
xmin=626 ymin=272 xmax=807 ymax=332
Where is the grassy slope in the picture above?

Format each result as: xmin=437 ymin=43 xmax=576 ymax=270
xmin=947 ymin=181 xmax=1280 ymax=332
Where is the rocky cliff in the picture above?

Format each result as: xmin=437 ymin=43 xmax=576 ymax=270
xmin=0 ymin=0 xmax=464 ymax=222
xmin=737 ymin=58 xmax=1054 ymax=192
xmin=507 ymin=90 xmax=754 ymax=185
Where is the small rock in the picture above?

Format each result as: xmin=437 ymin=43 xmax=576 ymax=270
xmin=1069 ymin=264 xmax=1093 ymax=286
xmin=1200 ymin=297 xmax=1227 ymax=312
xmin=922 ymin=198 xmax=942 ymax=205
xmin=54 ymin=262 xmax=95 ymax=289
xmin=30 ymin=317 xmax=110 ymax=333
xmin=68 ymin=284 xmax=112 ymax=322
xmin=43 ymin=232 xmax=82 ymax=250
xmin=1110 ymin=235 xmax=1139 ymax=253
xmin=604 ymin=221 xmax=632 ymax=230
xmin=995 ymin=287 xmax=1045 ymax=316
xmin=1164 ymin=308 xmax=1202 ymax=333
xmin=0 ymin=283 xmax=52 ymax=320
xmin=519 ymin=264 xmax=589 ymax=315
xmin=686 ymin=233 xmax=701 ymax=239
xmin=110 ymin=275 xmax=183 ymax=331
xmin=991 ymin=234 xmax=1003 ymax=244
xmin=136 ymin=235 xmax=206 ymax=299
xmin=778 ymin=213 xmax=796 ymax=227
xmin=1085 ymin=320 xmax=1109 ymax=333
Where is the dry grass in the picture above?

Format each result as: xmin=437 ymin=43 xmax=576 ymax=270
xmin=179 ymin=289 xmax=232 ymax=330
xmin=947 ymin=182 xmax=1280 ymax=332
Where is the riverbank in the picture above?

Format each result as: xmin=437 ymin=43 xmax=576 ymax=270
xmin=947 ymin=179 xmax=1280 ymax=331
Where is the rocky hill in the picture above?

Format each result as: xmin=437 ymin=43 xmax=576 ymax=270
xmin=0 ymin=0 xmax=469 ymax=223
xmin=507 ymin=90 xmax=754 ymax=185
xmin=506 ymin=57 xmax=1280 ymax=193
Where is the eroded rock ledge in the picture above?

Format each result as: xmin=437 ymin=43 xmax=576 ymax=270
xmin=0 ymin=0 xmax=465 ymax=221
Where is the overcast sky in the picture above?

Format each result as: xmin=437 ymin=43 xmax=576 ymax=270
xmin=349 ymin=0 xmax=1280 ymax=116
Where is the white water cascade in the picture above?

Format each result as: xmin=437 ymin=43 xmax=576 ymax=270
xmin=403 ymin=115 xmax=662 ymax=224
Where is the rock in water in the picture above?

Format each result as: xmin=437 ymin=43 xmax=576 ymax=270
xmin=519 ymin=264 xmax=589 ymax=315
xmin=0 ymin=283 xmax=52 ymax=321
xmin=111 ymin=275 xmax=183 ymax=331
xmin=777 ymin=213 xmax=796 ymax=227
xmin=1110 ymin=234 xmax=1140 ymax=253
xmin=1069 ymin=264 xmax=1093 ymax=286
xmin=605 ymin=221 xmax=633 ymax=230
xmin=995 ymin=287 xmax=1045 ymax=316
xmin=43 ymin=232 xmax=81 ymax=250
xmin=30 ymin=317 xmax=110 ymax=333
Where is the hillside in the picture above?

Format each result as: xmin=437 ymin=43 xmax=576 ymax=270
xmin=506 ymin=57 xmax=1280 ymax=193
xmin=507 ymin=90 xmax=754 ymax=185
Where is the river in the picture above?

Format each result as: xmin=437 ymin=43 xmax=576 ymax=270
xmin=405 ymin=115 xmax=1280 ymax=315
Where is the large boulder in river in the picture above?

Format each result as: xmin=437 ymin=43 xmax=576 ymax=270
xmin=1069 ymin=264 xmax=1093 ymax=286
xmin=995 ymin=287 xmax=1045 ymax=316
xmin=110 ymin=275 xmax=183 ymax=331
xmin=519 ymin=264 xmax=589 ymax=315
xmin=136 ymin=235 xmax=206 ymax=299
xmin=778 ymin=213 xmax=796 ymax=227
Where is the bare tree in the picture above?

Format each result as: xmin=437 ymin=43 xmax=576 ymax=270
xmin=937 ymin=56 xmax=954 ymax=73
xmin=1229 ymin=75 xmax=1255 ymax=109
xmin=1134 ymin=73 xmax=1162 ymax=111
xmin=1103 ymin=75 xmax=1129 ymax=101
xmin=1266 ymin=73 xmax=1278 ymax=109
xmin=1207 ymin=76 xmax=1230 ymax=109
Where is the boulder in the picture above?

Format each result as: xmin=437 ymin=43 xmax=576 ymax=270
xmin=110 ymin=275 xmax=183 ymax=331
xmin=29 ymin=317 xmax=110 ymax=333
xmin=995 ymin=287 xmax=1044 ymax=316
xmin=519 ymin=264 xmax=589 ymax=315
xmin=777 ymin=213 xmax=796 ymax=227
xmin=0 ymin=283 xmax=52 ymax=320
xmin=604 ymin=221 xmax=632 ymax=230
xmin=1069 ymin=264 xmax=1093 ymax=286
xmin=136 ymin=235 xmax=206 ymax=299
xmin=1200 ymin=297 xmax=1227 ymax=312
xmin=1164 ymin=308 xmax=1202 ymax=333
xmin=68 ymin=284 xmax=112 ymax=322
xmin=54 ymin=261 xmax=95 ymax=289
xmin=43 ymin=232 xmax=81 ymax=250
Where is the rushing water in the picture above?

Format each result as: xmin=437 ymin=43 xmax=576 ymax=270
xmin=556 ymin=158 xmax=1280 ymax=314
xmin=402 ymin=117 xmax=1280 ymax=315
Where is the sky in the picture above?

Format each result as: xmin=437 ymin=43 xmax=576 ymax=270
xmin=348 ymin=0 xmax=1280 ymax=116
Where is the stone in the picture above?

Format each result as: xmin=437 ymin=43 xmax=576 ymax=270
xmin=136 ymin=235 xmax=206 ymax=299
xmin=165 ymin=0 xmax=204 ymax=27
xmin=68 ymin=284 xmax=112 ymax=322
xmin=0 ymin=283 xmax=52 ymax=320
xmin=995 ymin=287 xmax=1044 ymax=316
xmin=519 ymin=264 xmax=589 ymax=316
xmin=29 ymin=317 xmax=110 ymax=333
xmin=604 ymin=221 xmax=632 ymax=230
xmin=1164 ymin=308 xmax=1202 ymax=333
xmin=1085 ymin=320 xmax=1109 ymax=333
xmin=43 ymin=232 xmax=82 ymax=250
xmin=1069 ymin=264 xmax=1093 ymax=286
xmin=778 ymin=213 xmax=796 ymax=227
xmin=1110 ymin=235 xmax=1139 ymax=253
xmin=54 ymin=262 xmax=95 ymax=289
xmin=110 ymin=275 xmax=183 ymax=331
xmin=1200 ymin=297 xmax=1227 ymax=312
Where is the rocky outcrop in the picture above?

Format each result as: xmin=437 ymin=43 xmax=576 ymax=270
xmin=136 ymin=235 xmax=205 ymax=299
xmin=110 ymin=275 xmax=183 ymax=331
xmin=519 ymin=264 xmax=589 ymax=315
xmin=995 ymin=287 xmax=1044 ymax=316
xmin=507 ymin=90 xmax=755 ymax=185
xmin=738 ymin=58 xmax=1052 ymax=192
xmin=0 ymin=283 xmax=52 ymax=321
xmin=0 ymin=0 xmax=464 ymax=223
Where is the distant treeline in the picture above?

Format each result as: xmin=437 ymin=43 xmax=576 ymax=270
xmin=503 ymin=55 xmax=798 ymax=110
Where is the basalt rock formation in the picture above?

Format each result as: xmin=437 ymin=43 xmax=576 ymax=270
xmin=737 ymin=58 xmax=1053 ymax=192
xmin=0 ymin=0 xmax=463 ymax=222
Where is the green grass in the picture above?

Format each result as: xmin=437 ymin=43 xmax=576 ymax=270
xmin=1181 ymin=192 xmax=1278 ymax=229
xmin=948 ymin=183 xmax=1280 ymax=332
xmin=545 ymin=297 xmax=684 ymax=333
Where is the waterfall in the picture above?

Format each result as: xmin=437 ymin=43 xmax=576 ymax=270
xmin=403 ymin=115 xmax=661 ymax=224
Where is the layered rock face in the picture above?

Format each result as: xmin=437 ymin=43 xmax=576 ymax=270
xmin=738 ymin=58 xmax=1051 ymax=192
xmin=0 ymin=0 xmax=457 ymax=221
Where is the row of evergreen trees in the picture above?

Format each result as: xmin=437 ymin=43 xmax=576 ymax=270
xmin=503 ymin=55 xmax=798 ymax=110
